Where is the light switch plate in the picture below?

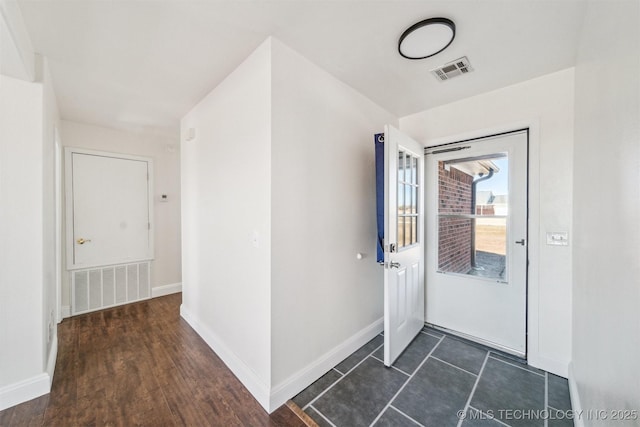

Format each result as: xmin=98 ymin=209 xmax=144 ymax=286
xmin=546 ymin=232 xmax=569 ymax=246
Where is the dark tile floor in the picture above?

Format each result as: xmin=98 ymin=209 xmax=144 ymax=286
xmin=293 ymin=327 xmax=572 ymax=427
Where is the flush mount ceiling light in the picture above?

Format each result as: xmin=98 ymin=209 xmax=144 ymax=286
xmin=398 ymin=17 xmax=456 ymax=60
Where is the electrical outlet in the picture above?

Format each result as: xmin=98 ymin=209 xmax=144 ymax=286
xmin=546 ymin=232 xmax=569 ymax=246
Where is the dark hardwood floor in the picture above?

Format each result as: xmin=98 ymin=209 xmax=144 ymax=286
xmin=0 ymin=294 xmax=308 ymax=427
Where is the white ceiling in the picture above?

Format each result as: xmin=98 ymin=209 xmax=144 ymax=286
xmin=18 ymin=1 xmax=586 ymax=138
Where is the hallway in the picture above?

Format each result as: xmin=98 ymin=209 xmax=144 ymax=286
xmin=0 ymin=294 xmax=305 ymax=426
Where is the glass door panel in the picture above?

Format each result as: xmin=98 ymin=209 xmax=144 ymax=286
xmin=436 ymin=154 xmax=508 ymax=281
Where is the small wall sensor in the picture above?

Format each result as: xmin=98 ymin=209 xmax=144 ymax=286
xmin=160 ymin=194 xmax=169 ymax=202
xmin=546 ymin=232 xmax=568 ymax=246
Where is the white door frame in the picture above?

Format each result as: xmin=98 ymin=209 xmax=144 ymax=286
xmin=423 ymin=120 xmax=548 ymax=369
xmin=425 ymin=129 xmax=528 ymax=356
xmin=64 ymin=147 xmax=155 ymax=271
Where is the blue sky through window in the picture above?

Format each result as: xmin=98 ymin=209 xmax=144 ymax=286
xmin=476 ymin=158 xmax=508 ymax=195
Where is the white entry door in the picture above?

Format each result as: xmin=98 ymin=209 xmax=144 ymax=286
xmin=383 ymin=125 xmax=425 ymax=366
xmin=66 ymin=149 xmax=153 ymax=270
xmin=425 ymin=130 xmax=528 ymax=356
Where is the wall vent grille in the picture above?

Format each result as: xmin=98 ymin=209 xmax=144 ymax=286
xmin=72 ymin=262 xmax=150 ymax=315
xmin=430 ymin=56 xmax=474 ymax=82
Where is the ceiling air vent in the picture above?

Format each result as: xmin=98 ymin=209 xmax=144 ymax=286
xmin=430 ymin=56 xmax=473 ymax=82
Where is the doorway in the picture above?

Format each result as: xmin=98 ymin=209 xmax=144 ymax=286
xmin=425 ymin=130 xmax=528 ymax=357
xmin=65 ymin=148 xmax=154 ymax=315
xmin=382 ymin=126 xmax=425 ymax=366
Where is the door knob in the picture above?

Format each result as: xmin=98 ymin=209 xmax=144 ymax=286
xmin=389 ymin=261 xmax=401 ymax=269
xmin=515 ymin=239 xmax=526 ymax=246
xmin=76 ymin=238 xmax=92 ymax=245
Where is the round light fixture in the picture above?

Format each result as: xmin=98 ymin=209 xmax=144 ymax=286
xmin=398 ymin=17 xmax=456 ymax=60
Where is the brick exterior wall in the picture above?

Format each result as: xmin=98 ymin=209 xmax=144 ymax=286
xmin=476 ymin=205 xmax=495 ymax=215
xmin=438 ymin=162 xmax=473 ymax=274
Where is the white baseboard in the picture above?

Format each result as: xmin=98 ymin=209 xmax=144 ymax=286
xmin=269 ymin=317 xmax=383 ymax=411
xmin=46 ymin=331 xmax=58 ymax=382
xmin=0 ymin=373 xmax=50 ymax=411
xmin=152 ymin=282 xmax=182 ymax=298
xmin=179 ymin=304 xmax=271 ymax=411
xmin=180 ymin=303 xmax=384 ymax=413
xmin=61 ymin=305 xmax=70 ymax=319
xmin=0 ymin=334 xmax=56 ymax=411
xmin=567 ymin=362 xmax=584 ymax=427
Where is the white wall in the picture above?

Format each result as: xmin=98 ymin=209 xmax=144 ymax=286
xmin=0 ymin=56 xmax=59 ymax=409
xmin=180 ymin=39 xmax=273 ymax=405
xmin=400 ymin=68 xmax=575 ymax=376
xmin=181 ymin=37 xmax=398 ymax=411
xmin=0 ymin=5 xmax=60 ymax=409
xmin=270 ymin=38 xmax=396 ymax=388
xmin=572 ymin=0 xmax=640 ymax=420
xmin=39 ymin=56 xmax=60 ymax=378
xmin=0 ymin=74 xmax=44 ymax=402
xmin=59 ymin=120 xmax=182 ymax=308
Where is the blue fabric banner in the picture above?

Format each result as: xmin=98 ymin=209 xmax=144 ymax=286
xmin=375 ymin=133 xmax=384 ymax=263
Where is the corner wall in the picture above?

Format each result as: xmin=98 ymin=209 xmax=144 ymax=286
xmin=269 ymin=38 xmax=397 ymax=400
xmin=59 ymin=120 xmax=182 ymax=310
xmin=400 ymin=68 xmax=575 ymax=376
xmin=0 ymin=74 xmax=45 ymax=409
xmin=180 ymin=37 xmax=398 ymax=411
xmin=39 ymin=56 xmax=60 ymax=380
xmin=572 ymin=0 xmax=640 ymax=420
xmin=180 ymin=39 xmax=273 ymax=407
xmin=0 ymin=55 xmax=60 ymax=409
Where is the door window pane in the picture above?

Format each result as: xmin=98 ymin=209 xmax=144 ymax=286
xmin=437 ymin=155 xmax=508 ymax=281
xmin=438 ymin=217 xmax=473 ymax=273
xmin=411 ymin=216 xmax=417 ymax=244
xmin=397 ymin=150 xmax=420 ymax=250
xmin=405 ymin=153 xmax=411 ymax=184
xmin=438 ymin=162 xmax=473 ymax=214
xmin=472 ymin=217 xmax=506 ymax=279
xmin=411 ymin=186 xmax=417 ymax=215
xmin=411 ymin=156 xmax=418 ymax=185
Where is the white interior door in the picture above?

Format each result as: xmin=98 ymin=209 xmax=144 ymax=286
xmin=67 ymin=150 xmax=153 ymax=269
xmin=425 ymin=131 xmax=528 ymax=356
xmin=384 ymin=125 xmax=425 ymax=366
